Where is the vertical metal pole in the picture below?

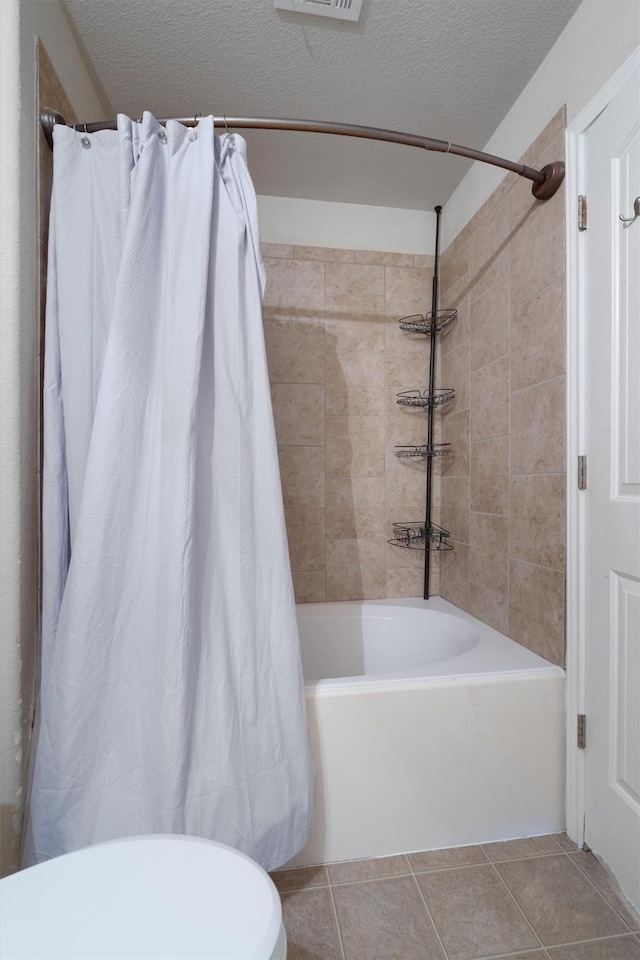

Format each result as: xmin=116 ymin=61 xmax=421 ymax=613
xmin=423 ymin=205 xmax=442 ymax=600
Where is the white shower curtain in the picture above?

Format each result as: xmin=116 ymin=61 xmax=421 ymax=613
xmin=25 ymin=114 xmax=313 ymax=870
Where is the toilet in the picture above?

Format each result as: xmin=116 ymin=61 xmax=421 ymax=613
xmin=0 ymin=835 xmax=287 ymax=960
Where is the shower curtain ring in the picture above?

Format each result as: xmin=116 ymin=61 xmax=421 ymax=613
xmin=194 ymin=112 xmax=202 ymax=126
xmin=80 ymin=123 xmax=91 ymax=149
xmin=223 ymin=115 xmax=230 ymax=135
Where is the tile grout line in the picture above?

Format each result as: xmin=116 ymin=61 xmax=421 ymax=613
xmin=541 ymin=931 xmax=640 ymax=950
xmin=466 ymin=948 xmax=551 ymax=960
xmin=409 ymin=871 xmax=451 ymax=960
xmin=325 ymin=870 xmax=347 ymax=960
xmin=565 ymin=853 xmax=640 ymax=933
xmin=488 ymin=860 xmax=548 ymax=954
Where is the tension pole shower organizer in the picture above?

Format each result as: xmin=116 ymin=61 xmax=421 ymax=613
xmin=41 ymin=108 xmax=565 ymax=600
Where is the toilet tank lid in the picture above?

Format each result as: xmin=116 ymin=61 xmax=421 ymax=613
xmin=0 ymin=835 xmax=282 ymax=960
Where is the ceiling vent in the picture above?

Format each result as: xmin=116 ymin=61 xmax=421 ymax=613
xmin=274 ymin=0 xmax=364 ymax=23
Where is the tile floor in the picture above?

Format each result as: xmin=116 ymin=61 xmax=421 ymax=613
xmin=271 ymin=835 xmax=640 ymax=960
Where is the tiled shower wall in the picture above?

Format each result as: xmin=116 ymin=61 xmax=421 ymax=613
xmin=438 ymin=109 xmax=566 ymax=665
xmin=262 ymin=245 xmax=438 ymax=602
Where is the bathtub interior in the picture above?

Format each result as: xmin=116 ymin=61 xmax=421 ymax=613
xmin=296 ymin=600 xmax=478 ymax=683
xmin=296 ymin=596 xmax=561 ymax=687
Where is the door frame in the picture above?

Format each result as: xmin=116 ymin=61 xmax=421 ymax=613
xmin=564 ymin=47 xmax=640 ymax=847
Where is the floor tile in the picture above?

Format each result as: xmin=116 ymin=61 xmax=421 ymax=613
xmin=483 ymin=835 xmax=564 ymax=861
xmin=271 ymin=864 xmax=329 ymax=893
xmin=409 ymin=845 xmax=489 ymax=872
xmin=569 ymin=851 xmax=640 ymax=930
xmin=416 ymin=864 xmax=539 ymax=960
xmin=280 ymin=887 xmax=342 ymax=960
xmin=328 ymin=854 xmax=410 ymax=884
xmin=553 ymin=833 xmax=579 ymax=852
xmin=547 ymin=935 xmax=640 ymax=959
xmin=497 ymin=855 xmax=629 ymax=945
xmin=332 ymin=875 xmax=444 ymax=960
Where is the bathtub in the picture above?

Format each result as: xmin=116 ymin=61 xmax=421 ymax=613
xmin=288 ymin=597 xmax=565 ymax=867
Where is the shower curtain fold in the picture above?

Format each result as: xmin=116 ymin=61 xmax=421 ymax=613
xmin=25 ymin=113 xmax=313 ymax=870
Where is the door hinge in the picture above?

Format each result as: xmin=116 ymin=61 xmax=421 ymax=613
xmin=577 ymin=714 xmax=586 ymax=749
xmin=578 ymin=455 xmax=587 ymax=490
xmin=578 ymin=195 xmax=587 ymax=231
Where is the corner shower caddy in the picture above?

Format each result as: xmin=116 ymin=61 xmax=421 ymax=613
xmin=388 ymin=208 xmax=457 ymax=596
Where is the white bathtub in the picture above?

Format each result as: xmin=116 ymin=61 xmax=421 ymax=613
xmin=288 ymin=597 xmax=565 ymax=867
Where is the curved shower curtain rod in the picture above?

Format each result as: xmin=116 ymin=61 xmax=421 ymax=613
xmin=40 ymin=107 xmax=564 ymax=200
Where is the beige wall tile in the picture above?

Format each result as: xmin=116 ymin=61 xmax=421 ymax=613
xmin=326 ymin=477 xmax=386 ymax=539
xmin=470 ymin=281 xmax=510 ymax=371
xmin=511 ymin=377 xmax=564 ymax=475
xmin=326 ymin=307 xmax=385 ymax=417
xmin=326 ymin=539 xmax=386 ymax=601
xmin=384 ymin=266 xmax=432 ymax=318
xmin=386 ymin=451 xmax=427 ymax=520
xmin=261 ymin=242 xmax=293 ymax=259
xmin=511 ymin=277 xmax=564 ymax=393
xmin=271 ymin=383 xmax=325 ymax=446
xmin=441 ymin=236 xmax=469 ymax=293
xmin=440 ymin=541 xmax=469 ymax=609
xmin=468 ymin=200 xmax=510 ymax=302
xmin=471 ymin=247 xmax=509 ymax=304
xmin=470 ymin=355 xmax=509 ymax=441
xmin=510 ymin=475 xmax=565 ymax=570
xmin=326 ymin=416 xmax=385 ymax=477
xmin=285 ymin=508 xmax=326 ymax=573
xmin=441 ymin=409 xmax=470 ymax=478
xmin=278 ymin=446 xmax=325 ymax=513
xmin=468 ymin=581 xmax=508 ymax=634
xmin=508 ymin=560 xmax=565 ymax=664
xmin=264 ymin=318 xmax=325 ymax=384
xmin=510 ymin=184 xmax=564 ymax=308
xmin=413 ymin=254 xmax=435 ymax=270
xmin=385 ymin=319 xmax=431 ymax=387
xmin=441 ymin=477 xmax=470 ymax=544
xmin=386 ymin=566 xmax=424 ymax=599
xmin=263 ymin=252 xmax=440 ymax=606
xmin=440 ymin=276 xmax=471 ymax=356
xmin=469 ymin=512 xmax=509 ymax=595
xmin=355 ymin=250 xmax=414 ymax=266
xmin=441 ymin=338 xmax=470 ymax=413
xmin=292 ymin=570 xmax=326 ymax=603
xmin=326 ymin=262 xmax=385 ymax=306
xmin=471 ymin=436 xmax=510 ymax=515
xmin=263 ymin=258 xmax=324 ymax=319
xmin=293 ymin=245 xmax=354 ymax=262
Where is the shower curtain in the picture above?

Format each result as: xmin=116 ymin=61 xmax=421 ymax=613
xmin=25 ymin=114 xmax=313 ymax=870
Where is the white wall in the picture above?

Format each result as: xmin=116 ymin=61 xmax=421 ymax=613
xmin=258 ymin=195 xmax=437 ymax=254
xmin=442 ymin=0 xmax=640 ymax=248
xmin=0 ymin=0 xmax=107 ymax=876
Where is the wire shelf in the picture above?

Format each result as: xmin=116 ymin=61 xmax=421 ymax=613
xmin=398 ymin=309 xmax=458 ymax=336
xmin=396 ymin=388 xmax=456 ymax=408
xmin=388 ymin=521 xmax=455 ymax=552
xmin=394 ymin=443 xmax=452 ymax=459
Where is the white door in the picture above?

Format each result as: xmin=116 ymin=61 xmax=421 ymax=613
xmin=584 ymin=60 xmax=640 ymax=911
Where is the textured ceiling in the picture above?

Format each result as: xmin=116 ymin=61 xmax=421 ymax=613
xmin=65 ymin=0 xmax=580 ymax=210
